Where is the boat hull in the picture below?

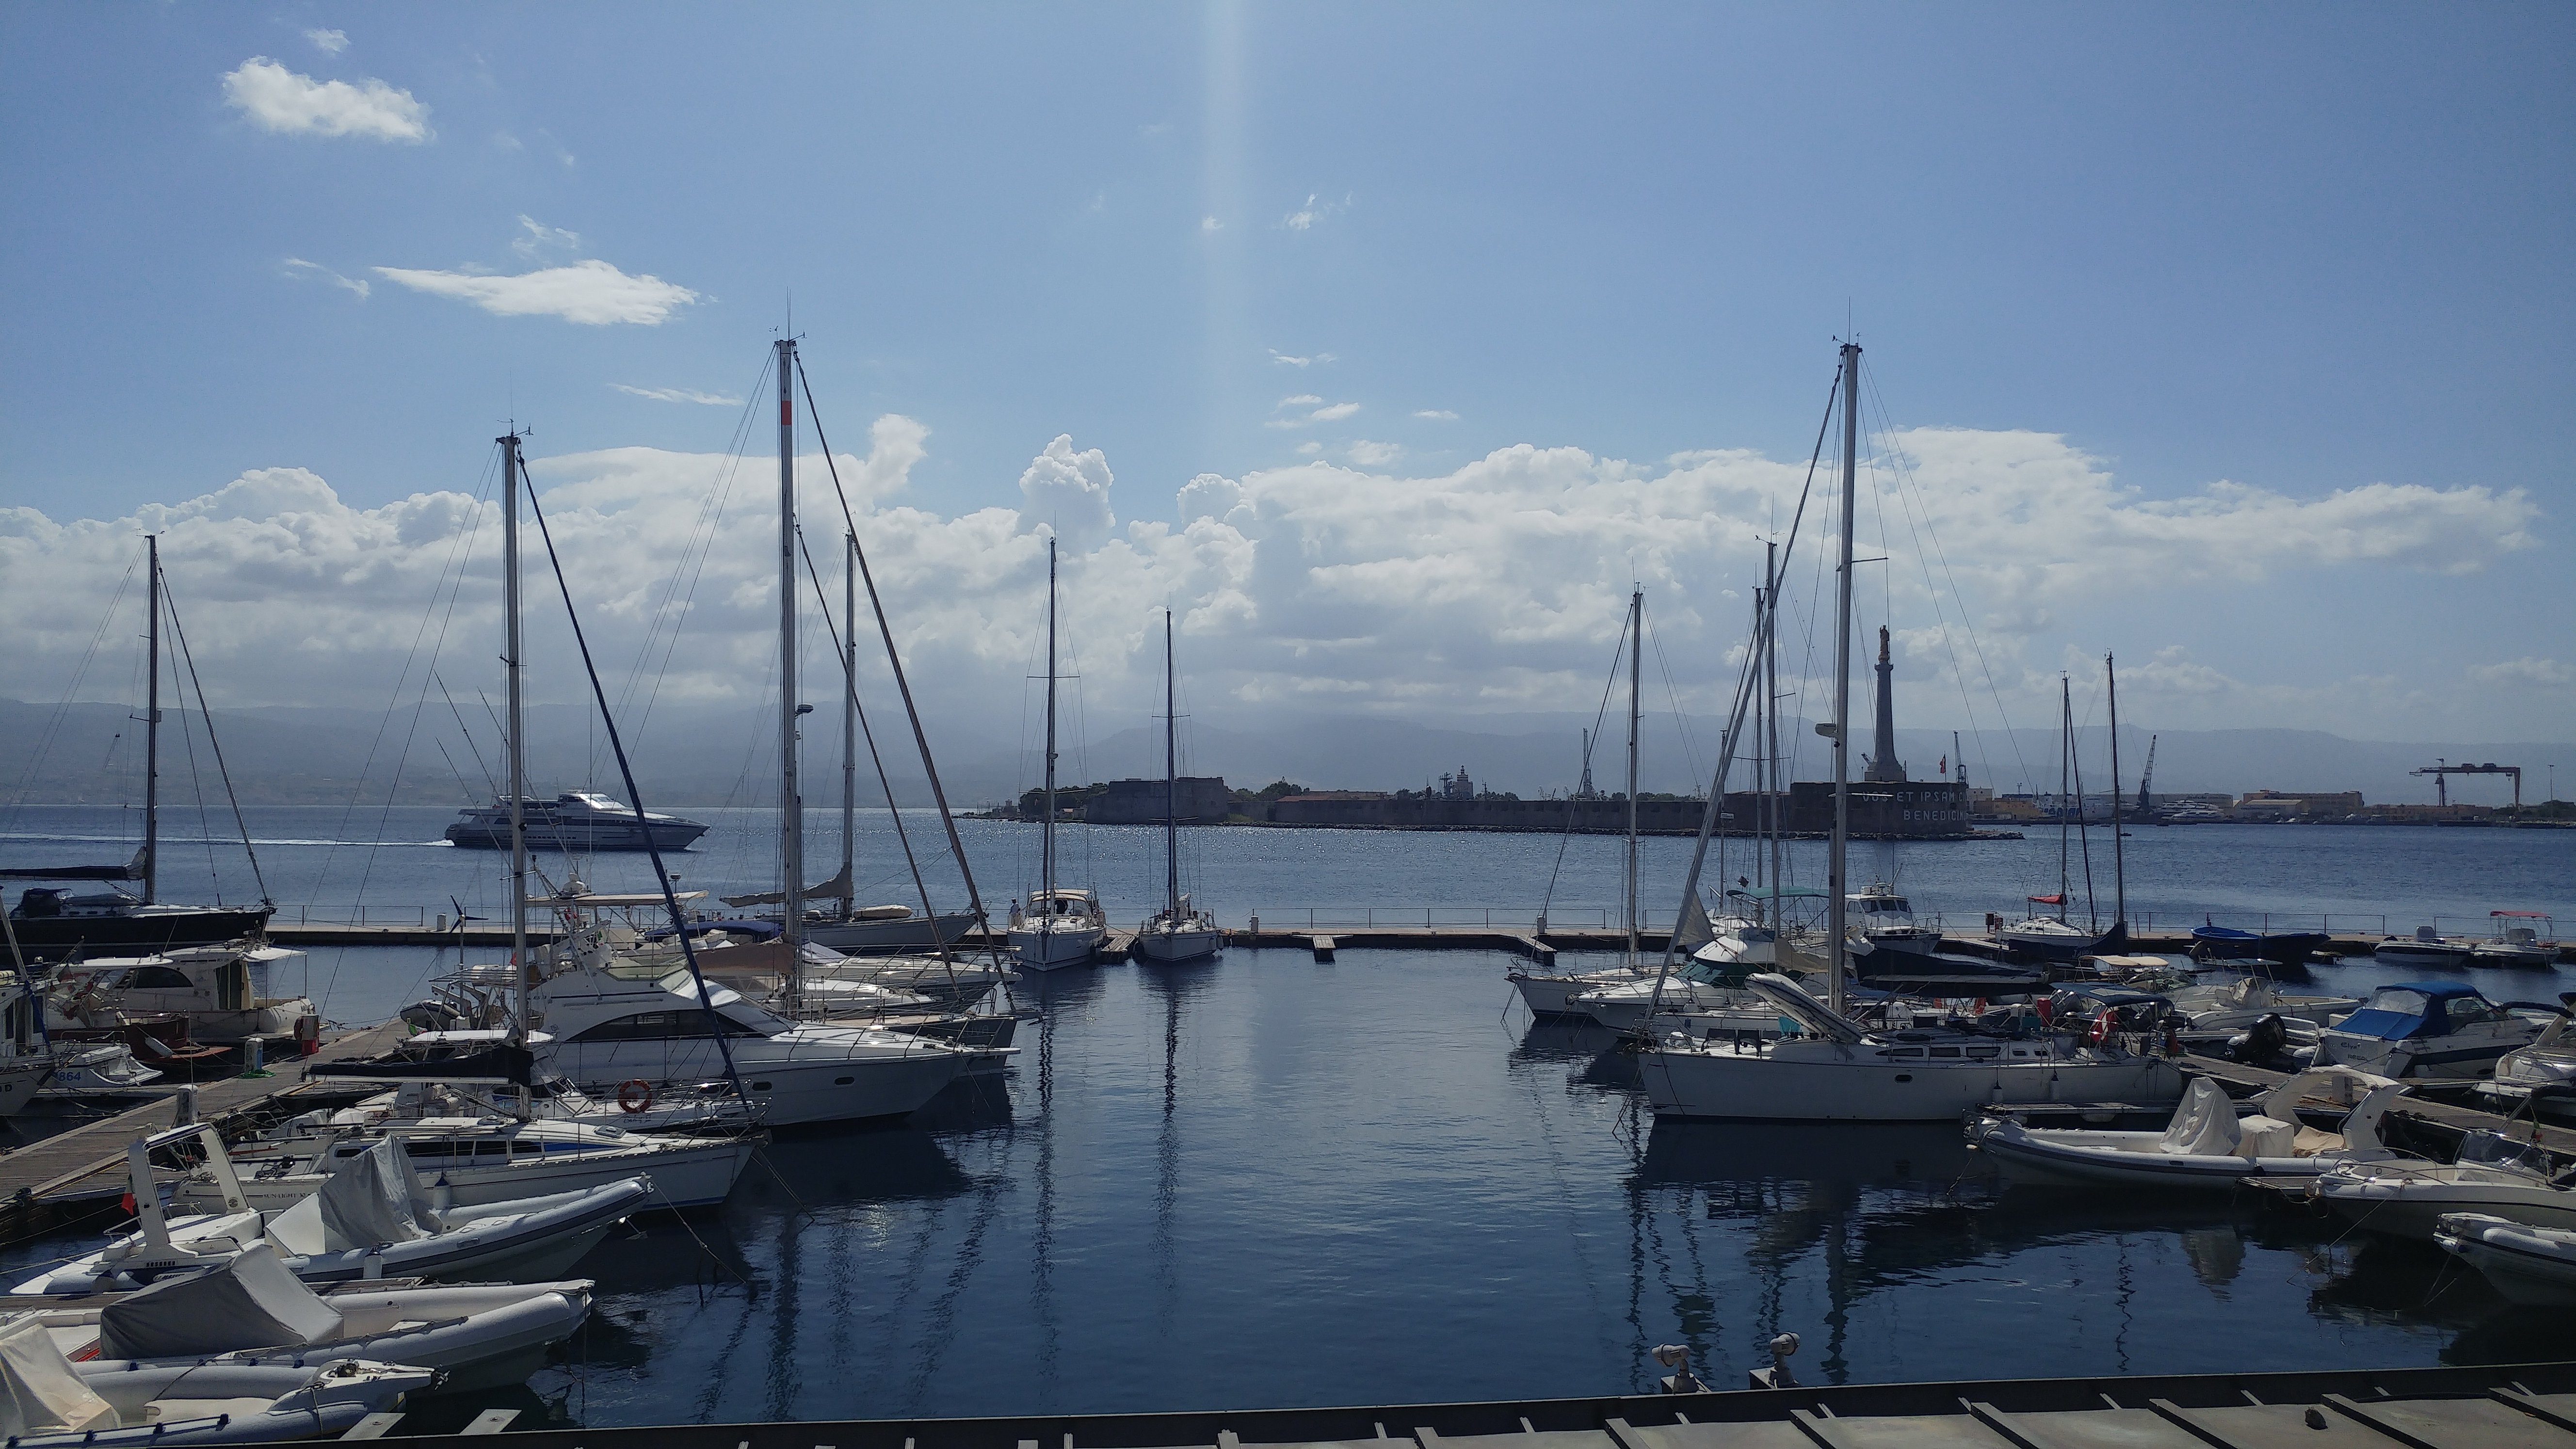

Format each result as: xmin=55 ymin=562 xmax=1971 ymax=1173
xmin=2437 ymin=1214 xmax=2576 ymax=1305
xmin=1134 ymin=926 xmax=1223 ymax=963
xmin=547 ymin=1041 xmax=963 ymax=1127
xmin=444 ymin=820 xmax=708 ymax=852
xmin=1010 ymin=923 xmax=1102 ymax=970
xmin=205 ymin=1136 xmax=757 ymax=1213
xmin=1972 ymin=1122 xmax=2348 ymax=1191
xmin=1510 ymin=970 xmax=1642 ymax=1017
xmin=2371 ymin=942 xmax=2477 ymax=968
xmin=2318 ymin=1172 xmax=2576 ymax=1240
xmin=1639 ymin=1043 xmax=2184 ymax=1122
xmin=805 ymin=911 xmax=981 ymax=952
xmin=2 ymin=907 xmax=274 ymax=964
xmin=0 ymin=1057 xmax=51 ymax=1116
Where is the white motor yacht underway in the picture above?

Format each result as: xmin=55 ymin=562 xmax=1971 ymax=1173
xmin=1637 ymin=972 xmax=2185 ymax=1122
xmin=526 ymin=922 xmax=967 ymax=1127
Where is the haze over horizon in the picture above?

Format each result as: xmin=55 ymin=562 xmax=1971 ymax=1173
xmin=4 ymin=6 xmax=2570 ymax=767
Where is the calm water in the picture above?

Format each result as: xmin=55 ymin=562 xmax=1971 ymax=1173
xmin=1 ymin=809 xmax=2571 ymax=1424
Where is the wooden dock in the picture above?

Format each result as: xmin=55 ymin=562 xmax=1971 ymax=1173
xmin=0 ymin=1019 xmax=409 ymax=1238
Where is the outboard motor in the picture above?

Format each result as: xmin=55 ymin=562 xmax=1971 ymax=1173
xmin=2228 ymin=1012 xmax=2289 ymax=1066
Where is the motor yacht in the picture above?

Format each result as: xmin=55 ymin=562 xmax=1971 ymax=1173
xmin=48 ymin=942 xmax=317 ymax=1046
xmin=2371 ymin=925 xmax=2478 ymax=968
xmin=2311 ymin=982 xmax=2561 ymax=1079
xmin=2312 ymin=1129 xmax=2576 ymax=1240
xmin=2473 ymin=911 xmax=2560 ymax=968
xmin=522 ymin=916 xmax=968 ymax=1126
xmin=443 ymin=791 xmax=708 ymax=852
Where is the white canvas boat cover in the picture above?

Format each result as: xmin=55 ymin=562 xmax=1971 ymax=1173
xmin=0 ymin=1318 xmax=116 ymax=1438
xmin=316 ymin=1137 xmax=431 ymax=1251
xmin=97 ymin=1243 xmax=345 ymax=1360
xmin=2157 ymin=1077 xmax=2242 ymax=1157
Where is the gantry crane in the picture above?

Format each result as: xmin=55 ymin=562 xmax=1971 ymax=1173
xmin=2413 ymin=759 xmax=2522 ymax=808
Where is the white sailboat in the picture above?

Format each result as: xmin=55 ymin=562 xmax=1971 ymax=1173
xmin=1008 ymin=537 xmax=1106 ymax=970
xmin=1135 ymin=610 xmax=1221 ymax=963
xmin=1510 ymin=590 xmax=1666 ymax=1014
xmin=498 ymin=399 xmax=969 ymax=1127
xmin=1637 ymin=342 xmax=2184 ymax=1122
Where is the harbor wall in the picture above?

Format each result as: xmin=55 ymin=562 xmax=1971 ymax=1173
xmin=1258 ymin=780 xmax=1975 ymax=837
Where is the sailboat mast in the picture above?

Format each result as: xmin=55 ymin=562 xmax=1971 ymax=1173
xmin=2107 ymin=652 xmax=2126 ymax=929
xmin=842 ymin=532 xmax=858 ymax=921
xmin=1625 ymin=588 xmax=1641 ymax=962
xmin=777 ymin=339 xmax=805 ymax=989
xmin=1764 ymin=540 xmax=1781 ymax=930
xmin=1164 ymin=609 xmax=1179 ymax=917
xmin=142 ymin=534 xmax=160 ymax=906
xmin=499 ymin=433 xmax=528 ymax=1031
xmin=1828 ymin=342 xmax=1860 ymax=1014
xmin=2057 ymin=678 xmax=2072 ymax=921
xmin=1042 ymin=537 xmax=1058 ymax=902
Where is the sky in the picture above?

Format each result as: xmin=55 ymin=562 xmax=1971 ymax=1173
xmin=2 ymin=2 xmax=2571 ymax=761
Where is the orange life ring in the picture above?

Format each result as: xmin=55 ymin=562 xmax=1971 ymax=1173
xmin=617 ymin=1079 xmax=655 ymax=1114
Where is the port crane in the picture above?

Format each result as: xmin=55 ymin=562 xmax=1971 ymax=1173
xmin=2135 ymin=734 xmax=2157 ymax=816
xmin=2413 ymin=759 xmax=2522 ymax=808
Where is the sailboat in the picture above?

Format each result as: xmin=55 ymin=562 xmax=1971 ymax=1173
xmin=1995 ymin=674 xmax=2127 ymax=963
xmin=2 ymin=537 xmax=274 ymax=962
xmin=1510 ymin=590 xmax=1678 ymax=1014
xmin=493 ymin=393 xmax=970 ymax=1127
xmin=1636 ymin=342 xmax=2183 ymax=1122
xmin=1134 ymin=611 xmax=1221 ymax=963
xmin=1007 ymin=537 xmax=1106 ymax=970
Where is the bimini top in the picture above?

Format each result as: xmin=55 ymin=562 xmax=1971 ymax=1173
xmin=2331 ymin=982 xmax=2490 ymax=1042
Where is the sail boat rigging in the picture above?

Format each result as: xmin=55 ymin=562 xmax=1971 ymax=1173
xmin=3 ymin=536 xmax=275 ymax=960
xmin=1134 ymin=610 xmax=1220 ymax=963
xmin=1008 ymin=538 xmax=1106 ymax=970
xmin=1635 ymin=340 xmax=2178 ymax=1121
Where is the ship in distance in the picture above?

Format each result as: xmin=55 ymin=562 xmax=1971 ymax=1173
xmin=443 ymin=792 xmax=710 ymax=852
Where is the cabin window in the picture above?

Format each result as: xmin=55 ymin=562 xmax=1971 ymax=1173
xmin=129 ymin=966 xmax=193 ymax=990
xmin=1964 ymin=1046 xmax=2000 ymax=1061
xmin=568 ymin=1010 xmax=763 ymax=1042
xmin=1930 ymin=1047 xmax=1962 ymax=1059
xmin=1887 ymin=1048 xmax=1925 ymax=1059
xmin=2445 ymin=997 xmax=2495 ymax=1027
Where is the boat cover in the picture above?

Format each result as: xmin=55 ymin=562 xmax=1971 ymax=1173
xmin=97 ymin=1243 xmax=344 ymax=1359
xmin=0 ymin=1319 xmax=116 ymax=1438
xmin=2333 ymin=982 xmax=2484 ymax=1042
xmin=315 ymin=1138 xmax=430 ymax=1251
xmin=2157 ymin=1078 xmax=2240 ymax=1157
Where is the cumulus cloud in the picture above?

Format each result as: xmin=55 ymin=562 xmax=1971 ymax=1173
xmin=374 ymin=259 xmax=701 ymax=325
xmin=611 ymin=384 xmax=742 ymax=406
xmin=222 ymin=57 xmax=429 ymax=141
xmin=1346 ymin=440 xmax=1403 ymax=467
xmin=281 ymin=257 xmax=369 ymax=299
xmin=0 ymin=425 xmax=2546 ymax=742
xmin=305 ymin=29 xmax=349 ymax=54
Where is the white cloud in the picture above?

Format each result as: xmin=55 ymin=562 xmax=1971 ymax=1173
xmin=1268 ymin=349 xmax=1337 ymax=368
xmin=281 ymin=257 xmax=369 ymax=299
xmin=1280 ymin=192 xmax=1352 ymax=231
xmin=1200 ymin=216 xmax=1223 ymax=233
xmin=1347 ymin=440 xmax=1404 ymax=467
xmin=1310 ymin=402 xmax=1360 ymax=422
xmin=373 ymin=259 xmax=701 ymax=325
xmin=221 ymin=57 xmax=429 ymax=142
xmin=304 ymin=29 xmax=349 ymax=54
xmin=2466 ymin=657 xmax=2575 ymax=688
xmin=1414 ymin=409 xmax=1459 ymax=421
xmin=0 ymin=425 xmax=2547 ymax=743
xmin=1277 ymin=394 xmax=1323 ymax=409
xmin=1295 ymin=441 xmax=1323 ymax=456
xmin=610 ymin=384 xmax=743 ymax=406
xmin=511 ymin=216 xmax=580 ymax=258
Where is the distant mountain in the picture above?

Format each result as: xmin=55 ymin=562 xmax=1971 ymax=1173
xmin=4 ymin=698 xmax=2566 ymax=811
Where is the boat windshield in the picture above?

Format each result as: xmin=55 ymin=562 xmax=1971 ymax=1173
xmin=2454 ymin=1130 xmax=2556 ymax=1180
xmin=2362 ymin=988 xmax=2432 ymax=1018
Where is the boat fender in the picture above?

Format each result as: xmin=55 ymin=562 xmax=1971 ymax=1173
xmin=617 ymin=1080 xmax=656 ymax=1114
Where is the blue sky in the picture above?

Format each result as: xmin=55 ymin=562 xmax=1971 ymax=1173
xmin=2 ymin=2 xmax=2570 ymax=747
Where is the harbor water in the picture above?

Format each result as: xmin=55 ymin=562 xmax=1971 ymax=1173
xmin=1 ymin=809 xmax=2571 ymax=1427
